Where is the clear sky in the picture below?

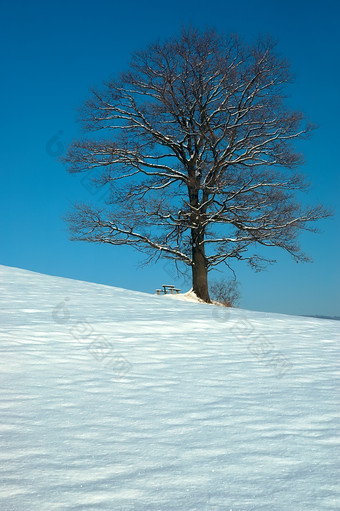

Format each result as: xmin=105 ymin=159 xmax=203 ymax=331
xmin=1 ymin=0 xmax=339 ymax=317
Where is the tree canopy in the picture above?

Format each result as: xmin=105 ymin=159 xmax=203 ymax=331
xmin=64 ymin=28 xmax=330 ymax=302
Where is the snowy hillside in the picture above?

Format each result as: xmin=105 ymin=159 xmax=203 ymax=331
xmin=0 ymin=265 xmax=339 ymax=511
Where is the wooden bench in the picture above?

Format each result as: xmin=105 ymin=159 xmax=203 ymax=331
xmin=156 ymin=285 xmax=181 ymax=295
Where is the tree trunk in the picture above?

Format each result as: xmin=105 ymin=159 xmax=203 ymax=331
xmin=191 ymin=230 xmax=210 ymax=303
xmin=188 ymin=169 xmax=210 ymax=302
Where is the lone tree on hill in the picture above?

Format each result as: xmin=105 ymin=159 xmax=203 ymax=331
xmin=64 ymin=28 xmax=330 ymax=303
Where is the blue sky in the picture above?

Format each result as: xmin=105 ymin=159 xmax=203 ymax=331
xmin=1 ymin=0 xmax=339 ymax=316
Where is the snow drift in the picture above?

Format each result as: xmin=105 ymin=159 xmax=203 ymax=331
xmin=0 ymin=265 xmax=339 ymax=510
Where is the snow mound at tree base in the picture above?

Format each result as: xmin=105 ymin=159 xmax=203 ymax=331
xmin=161 ymin=288 xmax=208 ymax=303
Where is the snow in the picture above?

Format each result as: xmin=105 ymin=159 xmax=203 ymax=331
xmin=0 ymin=264 xmax=339 ymax=511
xmin=163 ymin=289 xmax=206 ymax=303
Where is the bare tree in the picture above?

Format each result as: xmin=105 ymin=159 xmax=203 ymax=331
xmin=64 ymin=28 xmax=330 ymax=303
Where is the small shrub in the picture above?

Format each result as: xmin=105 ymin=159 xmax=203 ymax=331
xmin=209 ymin=279 xmax=240 ymax=307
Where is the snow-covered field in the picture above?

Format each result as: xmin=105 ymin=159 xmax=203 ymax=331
xmin=0 ymin=265 xmax=339 ymax=511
